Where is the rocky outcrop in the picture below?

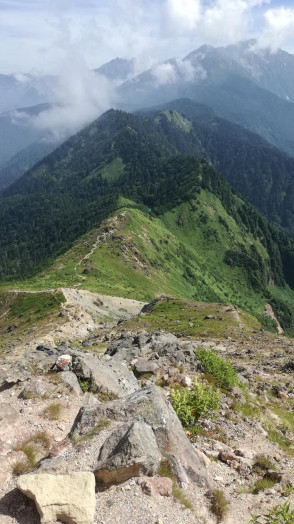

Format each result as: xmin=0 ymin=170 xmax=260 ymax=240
xmin=17 ymin=472 xmax=95 ymax=524
xmin=70 ymin=386 xmax=212 ymax=487
xmin=95 ymin=421 xmax=161 ymax=484
xmin=72 ymin=353 xmax=138 ymax=397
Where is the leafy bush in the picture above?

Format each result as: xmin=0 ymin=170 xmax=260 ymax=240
xmin=170 ymin=379 xmax=220 ymax=428
xmin=250 ymin=502 xmax=294 ymax=523
xmin=196 ymin=348 xmax=239 ymax=390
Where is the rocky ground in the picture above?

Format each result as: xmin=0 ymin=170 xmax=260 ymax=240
xmin=0 ymin=290 xmax=294 ymax=524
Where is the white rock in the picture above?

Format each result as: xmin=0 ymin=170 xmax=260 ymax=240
xmin=17 ymin=472 xmax=95 ymax=524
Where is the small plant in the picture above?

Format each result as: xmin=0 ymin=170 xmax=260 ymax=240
xmin=170 ymin=379 xmax=220 ymax=429
xmin=250 ymin=502 xmax=294 ymax=523
xmin=196 ymin=348 xmax=239 ymax=390
xmin=42 ymin=402 xmax=62 ymax=421
xmin=208 ymin=489 xmax=228 ymax=522
xmin=79 ymin=379 xmax=90 ymax=393
xmin=158 ymin=460 xmax=193 ymax=511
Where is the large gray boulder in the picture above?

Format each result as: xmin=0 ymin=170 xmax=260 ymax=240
xmin=17 ymin=472 xmax=95 ymax=524
xmin=95 ymin=421 xmax=161 ymax=484
xmin=72 ymin=353 xmax=138 ymax=398
xmin=70 ymin=386 xmax=211 ymax=487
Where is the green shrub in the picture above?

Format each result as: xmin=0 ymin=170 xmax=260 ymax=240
xmin=79 ymin=379 xmax=90 ymax=392
xmin=250 ymin=502 xmax=294 ymax=523
xmin=196 ymin=348 xmax=239 ymax=389
xmin=170 ymin=379 xmax=220 ymax=428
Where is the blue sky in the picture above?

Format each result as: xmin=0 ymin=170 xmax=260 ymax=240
xmin=1 ymin=0 xmax=294 ymax=74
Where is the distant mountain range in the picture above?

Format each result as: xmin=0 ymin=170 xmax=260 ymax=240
xmin=2 ymin=40 xmax=294 ymax=188
xmin=118 ymin=41 xmax=294 ymax=156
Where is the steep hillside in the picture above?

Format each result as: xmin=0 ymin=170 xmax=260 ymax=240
xmin=141 ymin=99 xmax=294 ymax=236
xmin=15 ymin=196 xmax=294 ymax=336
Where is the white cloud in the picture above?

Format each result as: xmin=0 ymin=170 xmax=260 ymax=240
xmin=151 ymin=57 xmax=206 ymax=86
xmin=27 ymin=56 xmax=116 ymax=141
xmin=256 ymin=6 xmax=294 ymax=51
xmin=164 ymin=0 xmax=201 ymax=34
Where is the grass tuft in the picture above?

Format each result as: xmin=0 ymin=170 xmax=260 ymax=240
xmin=208 ymin=489 xmax=229 ymax=522
xmin=71 ymin=420 xmax=110 ymax=446
xmin=42 ymin=402 xmax=62 ymax=421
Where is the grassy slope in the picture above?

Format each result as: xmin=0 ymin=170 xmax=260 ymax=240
xmin=9 ymin=189 xmax=294 ymax=333
xmin=0 ymin=290 xmax=66 ymax=353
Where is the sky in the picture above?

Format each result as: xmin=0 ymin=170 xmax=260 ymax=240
xmin=1 ymin=0 xmax=294 ymax=75
xmin=3 ymin=0 xmax=294 ymax=141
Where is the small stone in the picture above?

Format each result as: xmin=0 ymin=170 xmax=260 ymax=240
xmin=138 ymin=476 xmax=172 ymax=497
xmin=55 ymin=354 xmax=72 ymax=370
xmin=181 ymin=376 xmax=192 ymax=388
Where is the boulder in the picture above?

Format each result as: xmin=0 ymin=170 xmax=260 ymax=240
xmin=19 ymin=378 xmax=52 ymax=400
xmin=0 ymin=363 xmax=32 ymax=390
xmin=72 ymin=354 xmax=138 ymax=397
xmin=134 ymin=360 xmax=159 ymax=375
xmin=95 ymin=421 xmax=161 ymax=484
xmin=70 ymin=386 xmax=211 ymax=487
xmin=17 ymin=472 xmax=95 ymax=524
xmin=60 ymin=371 xmax=82 ymax=395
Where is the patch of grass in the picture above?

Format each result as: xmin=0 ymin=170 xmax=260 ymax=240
xmin=42 ymin=402 xmax=62 ymax=421
xmin=252 ymin=455 xmax=276 ymax=475
xmin=250 ymin=502 xmax=294 ymax=523
xmin=272 ymin=406 xmax=294 ymax=434
xmin=96 ymin=390 xmax=119 ymax=402
xmin=267 ymin=426 xmax=294 ymax=456
xmin=196 ymin=348 xmax=239 ymax=390
xmin=12 ymin=460 xmax=32 ymax=476
xmin=208 ymin=489 xmax=229 ymax=522
xmin=170 ymin=379 xmax=220 ymax=429
xmin=252 ymin=478 xmax=277 ymax=494
xmin=0 ymin=290 xmax=66 ymax=353
xmin=14 ymin=431 xmax=51 ymax=471
xmin=157 ymin=460 xmax=193 ymax=511
xmin=71 ymin=420 xmax=110 ymax=446
xmin=232 ymin=399 xmax=260 ymax=420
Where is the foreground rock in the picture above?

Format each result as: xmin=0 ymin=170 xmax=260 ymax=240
xmin=70 ymin=386 xmax=211 ymax=487
xmin=95 ymin=421 xmax=161 ymax=484
xmin=17 ymin=472 xmax=95 ymax=524
xmin=72 ymin=353 xmax=138 ymax=398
